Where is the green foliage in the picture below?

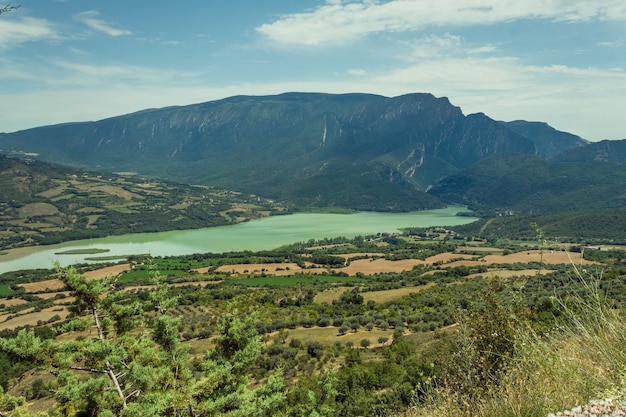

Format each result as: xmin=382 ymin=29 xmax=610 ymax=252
xmin=0 ymin=265 xmax=286 ymax=416
xmin=430 ymin=153 xmax=626 ymax=215
xmin=453 ymin=207 xmax=626 ymax=242
xmin=436 ymin=280 xmax=529 ymax=409
xmin=0 ymin=284 xmax=13 ymax=296
xmin=337 ymin=289 xmax=364 ymax=306
xmin=404 ymin=269 xmax=626 ymax=417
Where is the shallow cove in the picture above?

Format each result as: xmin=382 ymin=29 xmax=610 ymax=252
xmin=0 ymin=206 xmax=477 ymax=274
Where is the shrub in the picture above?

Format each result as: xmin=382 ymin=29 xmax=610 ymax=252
xmin=289 ymin=338 xmax=302 ymax=349
xmin=307 ymin=341 xmax=324 ymax=358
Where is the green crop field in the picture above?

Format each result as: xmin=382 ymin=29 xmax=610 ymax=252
xmin=0 ymin=284 xmax=13 ymax=296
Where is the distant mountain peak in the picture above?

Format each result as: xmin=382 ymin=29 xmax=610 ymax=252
xmin=500 ymin=119 xmax=588 ymax=158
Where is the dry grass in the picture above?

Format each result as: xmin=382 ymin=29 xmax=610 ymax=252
xmin=213 ymin=263 xmax=306 ymax=275
xmin=465 ymin=269 xmax=555 ymax=279
xmin=0 ymin=298 xmax=28 ymax=307
xmin=83 ymin=263 xmax=131 ymax=279
xmin=18 ymin=279 xmax=65 ymax=293
xmin=425 ymin=253 xmax=477 ymax=263
xmin=18 ymin=202 xmax=59 ymax=217
xmin=444 ymin=249 xmax=595 ymax=268
xmin=90 ymin=185 xmax=143 ymax=200
xmin=336 ymin=258 xmax=426 ymax=275
xmin=400 ymin=270 xmax=626 ymax=417
xmin=314 ymin=287 xmax=351 ymax=303
xmin=269 ymin=326 xmax=395 ymax=348
xmin=0 ymin=306 xmax=70 ymax=330
xmin=201 ymin=249 xmax=592 ymax=278
xmin=315 ymin=285 xmax=435 ymax=304
xmin=35 ymin=291 xmax=72 ymax=300
xmin=361 ymin=284 xmax=435 ymax=303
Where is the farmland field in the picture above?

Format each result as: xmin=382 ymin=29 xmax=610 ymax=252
xmin=230 ymin=274 xmax=363 ymax=287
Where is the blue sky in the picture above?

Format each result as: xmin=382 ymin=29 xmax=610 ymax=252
xmin=1 ymin=0 xmax=625 ymax=141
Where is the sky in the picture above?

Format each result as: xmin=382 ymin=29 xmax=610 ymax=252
xmin=1 ymin=1 xmax=625 ymax=141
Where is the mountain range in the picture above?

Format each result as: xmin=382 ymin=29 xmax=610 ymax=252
xmin=0 ymin=92 xmax=623 ymax=214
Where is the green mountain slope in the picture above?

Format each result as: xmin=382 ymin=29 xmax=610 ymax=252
xmin=453 ymin=207 xmax=626 ymax=242
xmin=500 ymin=120 xmax=588 ymax=158
xmin=428 ymin=153 xmax=626 ymax=213
xmin=551 ymin=138 xmax=626 ymax=164
xmin=0 ymin=93 xmax=539 ymax=211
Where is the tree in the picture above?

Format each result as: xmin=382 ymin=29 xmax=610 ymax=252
xmin=193 ymin=306 xmax=286 ymax=416
xmin=0 ymin=264 xmax=193 ymax=416
xmin=0 ymin=265 xmax=286 ymax=416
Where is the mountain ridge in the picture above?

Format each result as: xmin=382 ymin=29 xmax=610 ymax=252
xmin=0 ymin=92 xmax=602 ymax=212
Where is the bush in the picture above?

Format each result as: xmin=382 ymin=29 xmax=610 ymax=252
xmin=412 ymin=267 xmax=626 ymax=417
xmin=307 ymin=341 xmax=324 ymax=358
xmin=289 ymin=338 xmax=302 ymax=349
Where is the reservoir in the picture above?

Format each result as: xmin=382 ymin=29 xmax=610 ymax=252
xmin=0 ymin=206 xmax=477 ymax=274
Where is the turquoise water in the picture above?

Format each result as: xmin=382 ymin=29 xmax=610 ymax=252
xmin=0 ymin=206 xmax=477 ymax=273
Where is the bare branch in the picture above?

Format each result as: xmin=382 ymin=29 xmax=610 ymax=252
xmin=92 ymin=306 xmax=127 ymax=409
xmin=69 ymin=366 xmax=108 ymax=374
xmin=0 ymin=3 xmax=20 ymax=15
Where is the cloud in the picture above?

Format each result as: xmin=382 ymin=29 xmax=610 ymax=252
xmin=2 ymin=51 xmax=624 ymax=140
xmin=0 ymin=16 xmax=61 ymax=48
xmin=257 ymin=0 xmax=626 ymax=46
xmin=401 ymin=34 xmax=462 ymax=59
xmin=74 ymin=10 xmax=131 ymax=37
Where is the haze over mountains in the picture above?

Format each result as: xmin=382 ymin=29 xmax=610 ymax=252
xmin=1 ymin=92 xmax=624 ymax=213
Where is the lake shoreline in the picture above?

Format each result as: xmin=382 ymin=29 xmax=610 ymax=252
xmin=0 ymin=207 xmax=478 ymax=274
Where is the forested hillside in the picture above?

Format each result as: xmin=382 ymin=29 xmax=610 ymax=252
xmin=428 ymin=153 xmax=626 ymax=214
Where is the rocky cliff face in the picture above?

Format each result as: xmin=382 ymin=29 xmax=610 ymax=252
xmin=0 ymin=92 xmax=541 ymax=210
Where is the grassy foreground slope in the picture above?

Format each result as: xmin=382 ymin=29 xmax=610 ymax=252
xmin=403 ymin=268 xmax=626 ymax=417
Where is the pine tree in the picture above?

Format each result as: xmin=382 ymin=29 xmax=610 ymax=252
xmin=0 ymin=264 xmax=286 ymax=416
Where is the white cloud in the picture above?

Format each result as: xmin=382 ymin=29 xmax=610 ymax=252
xmin=257 ymin=0 xmax=626 ymax=46
xmin=2 ymin=54 xmax=624 ymax=140
xmin=0 ymin=17 xmax=61 ymax=48
xmin=401 ymin=33 xmax=462 ymax=59
xmin=73 ymin=10 xmax=131 ymax=37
